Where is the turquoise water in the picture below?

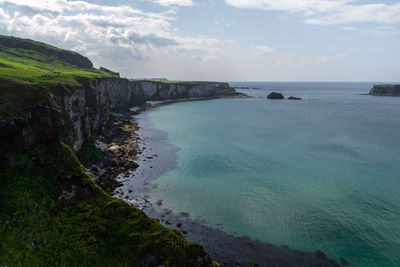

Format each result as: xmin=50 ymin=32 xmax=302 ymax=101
xmin=146 ymin=83 xmax=400 ymax=266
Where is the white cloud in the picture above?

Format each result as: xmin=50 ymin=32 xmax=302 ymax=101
xmin=252 ymin=45 xmax=275 ymax=55
xmin=150 ymin=0 xmax=195 ymax=6
xmin=225 ymin=0 xmax=400 ymax=25
xmin=341 ymin=26 xmax=358 ymax=31
xmin=364 ymin=26 xmax=400 ymax=36
xmin=0 ymin=0 xmax=225 ymax=78
xmin=315 ymin=53 xmax=346 ymax=64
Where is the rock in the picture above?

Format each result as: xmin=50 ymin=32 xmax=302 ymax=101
xmin=340 ymin=257 xmax=350 ymax=266
xmin=91 ymin=166 xmax=100 ymax=176
xmin=176 ymin=223 xmax=182 ymax=228
xmin=267 ymin=92 xmax=284 ymax=99
xmin=369 ymin=84 xmax=400 ymax=96
xmin=288 ymin=96 xmax=302 ymax=100
xmin=315 ymin=250 xmax=328 ymax=260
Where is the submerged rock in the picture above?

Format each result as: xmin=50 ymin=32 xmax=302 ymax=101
xmin=288 ymin=96 xmax=302 ymax=100
xmin=267 ymin=92 xmax=284 ymax=99
xmin=340 ymin=257 xmax=350 ymax=266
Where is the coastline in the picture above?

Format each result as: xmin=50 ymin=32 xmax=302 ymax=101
xmin=90 ymin=96 xmax=340 ymax=267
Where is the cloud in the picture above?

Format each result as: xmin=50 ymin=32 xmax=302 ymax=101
xmin=341 ymin=26 xmax=358 ymax=31
xmin=150 ymin=0 xmax=195 ymax=6
xmin=225 ymin=0 xmax=400 ymax=25
xmin=252 ymin=45 xmax=275 ymax=55
xmin=364 ymin=26 xmax=400 ymax=36
xmin=0 ymin=0 xmax=223 ymax=76
xmin=315 ymin=53 xmax=346 ymax=64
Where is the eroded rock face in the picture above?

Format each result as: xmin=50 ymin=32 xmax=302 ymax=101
xmin=369 ymin=85 xmax=400 ymax=96
xmin=0 ymin=77 xmax=236 ymax=153
xmin=267 ymin=92 xmax=284 ymax=99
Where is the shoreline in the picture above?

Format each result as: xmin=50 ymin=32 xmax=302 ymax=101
xmin=89 ymin=96 xmax=340 ymax=267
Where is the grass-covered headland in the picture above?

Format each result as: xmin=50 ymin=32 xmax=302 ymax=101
xmin=0 ymin=35 xmax=213 ymax=266
xmin=0 ymin=143 xmax=210 ymax=266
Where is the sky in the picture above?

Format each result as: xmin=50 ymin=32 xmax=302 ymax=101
xmin=0 ymin=0 xmax=399 ymax=81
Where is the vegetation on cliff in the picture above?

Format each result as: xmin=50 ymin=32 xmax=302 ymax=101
xmin=0 ymin=35 xmax=213 ymax=266
xmin=0 ymin=35 xmax=118 ymax=86
xmin=0 ymin=143 xmax=210 ymax=266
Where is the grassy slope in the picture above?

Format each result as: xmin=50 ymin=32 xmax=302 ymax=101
xmin=0 ymin=35 xmax=117 ymax=86
xmin=0 ymin=36 xmax=212 ymax=266
xmin=0 ymin=143 xmax=208 ymax=266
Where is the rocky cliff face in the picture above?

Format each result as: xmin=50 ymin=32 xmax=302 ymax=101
xmin=369 ymin=85 xmax=400 ymax=96
xmin=0 ymin=78 xmax=235 ymax=153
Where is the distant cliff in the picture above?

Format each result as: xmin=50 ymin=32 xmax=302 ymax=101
xmin=369 ymin=84 xmax=400 ymax=96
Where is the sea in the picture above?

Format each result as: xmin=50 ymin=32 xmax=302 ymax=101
xmin=125 ymin=82 xmax=400 ymax=266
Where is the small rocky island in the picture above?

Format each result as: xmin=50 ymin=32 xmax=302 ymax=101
xmin=267 ymin=92 xmax=302 ymax=100
xmin=369 ymin=84 xmax=400 ymax=96
xmin=267 ymin=92 xmax=285 ymax=99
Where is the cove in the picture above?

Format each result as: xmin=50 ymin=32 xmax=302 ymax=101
xmin=135 ymin=83 xmax=400 ymax=266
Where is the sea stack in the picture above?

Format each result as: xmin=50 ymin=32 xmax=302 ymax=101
xmin=267 ymin=92 xmax=284 ymax=99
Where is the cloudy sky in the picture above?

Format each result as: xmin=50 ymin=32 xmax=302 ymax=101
xmin=0 ymin=0 xmax=399 ymax=81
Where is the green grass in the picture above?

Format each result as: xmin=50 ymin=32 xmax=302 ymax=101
xmin=0 ymin=77 xmax=51 ymax=119
xmin=76 ymin=135 xmax=104 ymax=165
xmin=0 ymin=35 xmax=118 ymax=86
xmin=0 ymin=143 xmax=209 ymax=266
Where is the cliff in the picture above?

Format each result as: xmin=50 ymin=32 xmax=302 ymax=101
xmin=369 ymin=84 xmax=400 ymax=96
xmin=0 ymin=35 xmax=237 ymax=266
xmin=0 ymin=77 xmax=237 ymax=153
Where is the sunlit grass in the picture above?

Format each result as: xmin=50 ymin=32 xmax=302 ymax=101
xmin=0 ymin=41 xmax=117 ymax=85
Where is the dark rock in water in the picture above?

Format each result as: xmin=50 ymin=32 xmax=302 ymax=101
xmin=315 ymin=250 xmax=328 ymax=260
xmin=288 ymin=96 xmax=302 ymax=100
xmin=369 ymin=84 xmax=400 ymax=96
xmin=340 ymin=257 xmax=350 ymax=265
xmin=267 ymin=92 xmax=284 ymax=99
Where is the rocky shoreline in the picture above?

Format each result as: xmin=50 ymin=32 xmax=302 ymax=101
xmin=87 ymin=96 xmax=340 ymax=267
xmin=87 ymin=95 xmax=249 ymax=194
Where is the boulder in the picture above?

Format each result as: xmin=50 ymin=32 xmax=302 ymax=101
xmin=267 ymin=92 xmax=284 ymax=99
